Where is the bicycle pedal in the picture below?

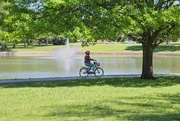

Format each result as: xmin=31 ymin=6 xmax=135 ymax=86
xmin=89 ymin=72 xmax=95 ymax=74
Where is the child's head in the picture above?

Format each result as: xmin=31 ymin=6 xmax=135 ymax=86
xmin=85 ymin=50 xmax=90 ymax=55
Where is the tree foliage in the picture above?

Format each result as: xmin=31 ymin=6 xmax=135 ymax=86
xmin=73 ymin=0 xmax=180 ymax=79
xmin=0 ymin=0 xmax=180 ymax=79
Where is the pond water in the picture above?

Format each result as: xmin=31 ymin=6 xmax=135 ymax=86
xmin=0 ymin=54 xmax=179 ymax=79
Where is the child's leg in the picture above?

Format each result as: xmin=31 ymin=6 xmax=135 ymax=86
xmin=85 ymin=63 xmax=91 ymax=70
xmin=85 ymin=63 xmax=94 ymax=71
xmin=89 ymin=63 xmax=95 ymax=71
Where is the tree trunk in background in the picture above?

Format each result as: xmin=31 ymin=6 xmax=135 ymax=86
xmin=24 ymin=40 xmax=27 ymax=48
xmin=45 ymin=38 xmax=48 ymax=45
xmin=1 ymin=44 xmax=6 ymax=51
xmin=13 ymin=43 xmax=16 ymax=48
xmin=140 ymin=43 xmax=155 ymax=79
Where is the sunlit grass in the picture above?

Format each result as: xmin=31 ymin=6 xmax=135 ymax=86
xmin=81 ymin=42 xmax=180 ymax=53
xmin=10 ymin=45 xmax=65 ymax=52
xmin=0 ymin=76 xmax=180 ymax=121
xmin=3 ymin=42 xmax=180 ymax=54
xmin=81 ymin=43 xmax=142 ymax=52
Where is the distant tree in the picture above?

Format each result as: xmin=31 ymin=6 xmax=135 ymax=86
xmin=0 ymin=0 xmax=44 ymax=47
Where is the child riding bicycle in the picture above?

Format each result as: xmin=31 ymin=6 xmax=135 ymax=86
xmin=79 ymin=51 xmax=104 ymax=78
xmin=84 ymin=50 xmax=95 ymax=72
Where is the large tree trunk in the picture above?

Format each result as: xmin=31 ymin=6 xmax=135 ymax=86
xmin=140 ymin=43 xmax=155 ymax=79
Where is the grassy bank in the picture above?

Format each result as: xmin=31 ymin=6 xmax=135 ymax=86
xmin=10 ymin=45 xmax=66 ymax=52
xmin=81 ymin=42 xmax=180 ymax=53
xmin=3 ymin=42 xmax=180 ymax=54
xmin=0 ymin=76 xmax=180 ymax=121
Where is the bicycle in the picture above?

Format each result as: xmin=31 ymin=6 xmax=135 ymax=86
xmin=79 ymin=60 xmax=104 ymax=78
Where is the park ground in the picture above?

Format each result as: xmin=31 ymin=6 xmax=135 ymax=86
xmin=0 ymin=76 xmax=180 ymax=121
xmin=0 ymin=42 xmax=179 ymax=121
xmin=0 ymin=42 xmax=180 ymax=56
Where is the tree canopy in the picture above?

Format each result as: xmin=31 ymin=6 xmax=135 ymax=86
xmin=1 ymin=0 xmax=179 ymax=43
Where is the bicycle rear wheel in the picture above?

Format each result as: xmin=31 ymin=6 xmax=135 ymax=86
xmin=94 ymin=67 xmax=104 ymax=78
xmin=79 ymin=67 xmax=89 ymax=78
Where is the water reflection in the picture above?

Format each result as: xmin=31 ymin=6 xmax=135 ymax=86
xmin=0 ymin=55 xmax=179 ymax=79
xmin=154 ymin=56 xmax=180 ymax=74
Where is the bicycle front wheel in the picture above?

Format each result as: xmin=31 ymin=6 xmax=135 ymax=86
xmin=94 ymin=67 xmax=104 ymax=78
xmin=79 ymin=68 xmax=89 ymax=78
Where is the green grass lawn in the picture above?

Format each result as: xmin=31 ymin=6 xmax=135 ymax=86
xmin=10 ymin=45 xmax=66 ymax=52
xmin=3 ymin=42 xmax=180 ymax=54
xmin=81 ymin=42 xmax=180 ymax=53
xmin=0 ymin=77 xmax=180 ymax=121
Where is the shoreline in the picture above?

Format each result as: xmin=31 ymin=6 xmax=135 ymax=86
xmin=0 ymin=51 xmax=180 ymax=57
xmin=0 ymin=74 xmax=180 ymax=84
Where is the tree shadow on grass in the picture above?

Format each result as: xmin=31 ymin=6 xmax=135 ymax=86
xmin=128 ymin=113 xmax=180 ymax=120
xmin=125 ymin=45 xmax=142 ymax=51
xmin=40 ymin=94 xmax=180 ymax=120
xmin=0 ymin=76 xmax=179 ymax=88
xmin=124 ymin=93 xmax=180 ymax=120
xmin=125 ymin=45 xmax=180 ymax=52
xmin=154 ymin=45 xmax=180 ymax=52
xmin=42 ymin=104 xmax=127 ymax=120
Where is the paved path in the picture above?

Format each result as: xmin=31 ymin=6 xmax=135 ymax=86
xmin=0 ymin=74 xmax=179 ymax=84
